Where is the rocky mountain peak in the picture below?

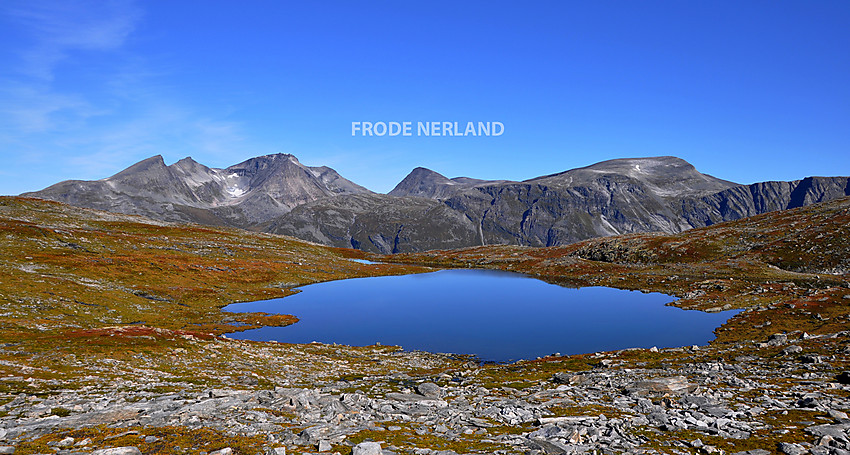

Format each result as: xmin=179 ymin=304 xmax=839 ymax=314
xmin=110 ymin=155 xmax=168 ymax=179
xmin=528 ymin=156 xmax=736 ymax=197
xmin=25 ymin=153 xmax=371 ymax=228
xmin=389 ymin=167 xmax=511 ymax=199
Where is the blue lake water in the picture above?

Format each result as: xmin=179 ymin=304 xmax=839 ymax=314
xmin=224 ymin=269 xmax=739 ymax=363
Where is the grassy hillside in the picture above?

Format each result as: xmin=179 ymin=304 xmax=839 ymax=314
xmin=1 ymin=196 xmax=848 ymax=455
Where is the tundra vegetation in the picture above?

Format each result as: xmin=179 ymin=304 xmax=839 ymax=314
xmin=0 ymin=196 xmax=848 ymax=455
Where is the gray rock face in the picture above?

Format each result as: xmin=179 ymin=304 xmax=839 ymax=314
xmin=25 ymin=155 xmax=850 ymax=254
xmin=24 ymin=154 xmax=371 ymax=229
xmin=267 ymin=193 xmax=480 ymax=253
xmin=272 ymin=157 xmax=850 ymax=253
xmin=527 ymin=156 xmax=736 ymax=197
xmin=389 ymin=167 xmax=513 ymax=199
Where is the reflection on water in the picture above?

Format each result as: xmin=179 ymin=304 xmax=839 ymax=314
xmin=225 ymin=269 xmax=739 ymax=363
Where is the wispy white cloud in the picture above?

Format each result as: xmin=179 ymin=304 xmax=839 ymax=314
xmin=3 ymin=0 xmax=141 ymax=80
xmin=0 ymin=1 xmax=258 ymax=194
xmin=0 ymin=82 xmax=104 ymax=133
xmin=0 ymin=0 xmax=141 ymax=135
xmin=55 ymin=101 xmax=253 ymax=178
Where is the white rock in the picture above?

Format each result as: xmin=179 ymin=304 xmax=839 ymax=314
xmin=353 ymin=441 xmax=382 ymax=455
xmin=91 ymin=448 xmax=142 ymax=455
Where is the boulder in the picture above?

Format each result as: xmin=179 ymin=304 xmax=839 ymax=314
xmin=415 ymin=382 xmax=443 ymax=399
xmin=353 ymin=441 xmax=382 ymax=455
xmin=626 ymin=376 xmax=697 ymax=396
xmin=767 ymin=333 xmax=788 ymax=346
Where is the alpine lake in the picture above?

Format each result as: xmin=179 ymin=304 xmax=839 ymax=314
xmin=224 ymin=269 xmax=740 ymax=363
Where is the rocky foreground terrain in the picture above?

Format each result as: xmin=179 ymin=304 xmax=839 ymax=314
xmin=2 ymin=329 xmax=849 ymax=455
xmin=0 ymin=196 xmax=849 ymax=454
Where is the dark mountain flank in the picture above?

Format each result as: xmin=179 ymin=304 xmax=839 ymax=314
xmin=270 ymin=157 xmax=850 ymax=253
xmin=26 ymin=155 xmax=850 ymax=253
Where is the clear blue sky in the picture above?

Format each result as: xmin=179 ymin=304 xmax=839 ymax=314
xmin=1 ymin=1 xmax=848 ymax=195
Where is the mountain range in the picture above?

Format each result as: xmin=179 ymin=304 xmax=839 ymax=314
xmin=25 ymin=154 xmax=850 ymax=253
xmin=25 ymin=154 xmax=371 ymax=228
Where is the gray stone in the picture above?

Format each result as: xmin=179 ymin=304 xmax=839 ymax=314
xmin=778 ymin=442 xmax=806 ymax=455
xmin=528 ymin=437 xmax=571 ymax=455
xmin=732 ymin=451 xmax=770 ymax=455
xmin=829 ymin=409 xmax=849 ymax=421
xmin=782 ymin=345 xmax=803 ymax=355
xmin=386 ymin=392 xmax=444 ymax=403
xmin=91 ymin=448 xmax=143 ymax=455
xmin=317 ymin=440 xmax=331 ymax=452
xmin=353 ymin=441 xmax=382 ymax=455
xmin=625 ymin=376 xmax=697 ymax=395
xmin=0 ymin=447 xmax=13 ymax=455
xmin=265 ymin=449 xmax=286 ymax=455
xmin=806 ymin=423 xmax=850 ymax=439
xmin=415 ymin=382 xmax=443 ymax=399
xmin=551 ymin=373 xmax=571 ymax=384
xmin=209 ymin=449 xmax=233 ymax=455
xmin=768 ymin=333 xmax=788 ymax=346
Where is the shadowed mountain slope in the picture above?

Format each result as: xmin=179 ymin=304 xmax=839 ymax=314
xmin=271 ymin=158 xmax=850 ymax=253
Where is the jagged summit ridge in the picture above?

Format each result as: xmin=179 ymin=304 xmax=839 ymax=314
xmin=25 ymin=153 xmax=372 ymax=228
